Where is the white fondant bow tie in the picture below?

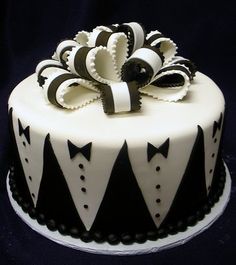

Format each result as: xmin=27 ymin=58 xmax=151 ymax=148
xmin=36 ymin=22 xmax=196 ymax=114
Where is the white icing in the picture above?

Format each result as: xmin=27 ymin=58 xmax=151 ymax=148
xmin=8 ymin=72 xmax=225 ymax=229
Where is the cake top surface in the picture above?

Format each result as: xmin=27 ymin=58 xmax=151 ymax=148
xmin=9 ymin=72 xmax=224 ymax=143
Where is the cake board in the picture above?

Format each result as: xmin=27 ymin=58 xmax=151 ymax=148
xmin=6 ymin=163 xmax=231 ymax=256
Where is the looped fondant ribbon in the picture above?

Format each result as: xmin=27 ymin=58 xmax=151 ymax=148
xmin=36 ymin=22 xmax=196 ymax=114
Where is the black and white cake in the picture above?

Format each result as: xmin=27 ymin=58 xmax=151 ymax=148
xmin=8 ymin=22 xmax=227 ymax=247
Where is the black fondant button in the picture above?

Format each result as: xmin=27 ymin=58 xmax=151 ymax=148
xmin=29 ymin=208 xmax=37 ymax=219
xmin=156 ymin=198 xmax=161 ymax=203
xmin=83 ymin=204 xmax=89 ymax=209
xmin=147 ymin=230 xmax=158 ymax=241
xmin=167 ymin=224 xmax=178 ymax=235
xmin=81 ymin=187 xmax=86 ymax=193
xmin=47 ymin=219 xmax=57 ymax=231
xmin=58 ymin=224 xmax=68 ymax=235
xmin=17 ymin=196 xmax=24 ymax=205
xmin=23 ymin=141 xmax=26 ymax=147
xmin=156 ymin=184 xmax=161 ymax=189
xmin=135 ymin=233 xmax=147 ymax=243
xmin=156 ymin=166 xmax=161 ymax=172
xmin=31 ymin=193 xmax=35 ymax=198
xmin=155 ymin=213 xmax=160 ymax=218
xmin=176 ymin=220 xmax=187 ymax=232
xmin=187 ymin=215 xmax=197 ymax=226
xmin=79 ymin=164 xmax=84 ymax=169
xmin=121 ymin=233 xmax=133 ymax=245
xmin=25 ymin=158 xmax=29 ymax=163
xmin=195 ymin=210 xmax=205 ymax=221
xmin=70 ymin=227 xmax=80 ymax=238
xmin=80 ymin=175 xmax=85 ymax=181
xmin=107 ymin=234 xmax=120 ymax=245
xmin=93 ymin=231 xmax=105 ymax=243
xmin=157 ymin=228 xmax=168 ymax=239
xmin=21 ymin=202 xmax=30 ymax=213
xmin=81 ymin=231 xmax=92 ymax=242
xmin=212 ymin=153 xmax=215 ymax=158
xmin=37 ymin=213 xmax=46 ymax=225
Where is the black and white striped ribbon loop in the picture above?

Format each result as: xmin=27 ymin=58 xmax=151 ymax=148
xmin=121 ymin=45 xmax=164 ymax=87
xmin=100 ymin=82 xmax=141 ymax=114
xmin=146 ymin=30 xmax=177 ymax=64
xmin=140 ymin=64 xmax=191 ymax=102
xmin=36 ymin=59 xmax=64 ymax=86
xmin=55 ymin=40 xmax=81 ymax=66
xmin=42 ymin=69 xmax=99 ymax=109
xmin=67 ymin=46 xmax=120 ymax=84
xmin=86 ymin=30 xmax=128 ymax=73
xmin=117 ymin=22 xmax=146 ymax=56
xmin=169 ymin=56 xmax=197 ymax=80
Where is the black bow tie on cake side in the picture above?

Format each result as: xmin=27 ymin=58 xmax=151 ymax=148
xmin=36 ymin=22 xmax=197 ymax=114
xmin=212 ymin=113 xmax=223 ymax=138
xmin=147 ymin=138 xmax=170 ymax=162
xmin=18 ymin=119 xmax=30 ymax=144
xmin=67 ymin=140 xmax=92 ymax=161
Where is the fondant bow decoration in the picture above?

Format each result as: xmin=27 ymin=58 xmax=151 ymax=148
xmin=18 ymin=119 xmax=30 ymax=144
xmin=147 ymin=138 xmax=170 ymax=162
xmin=36 ymin=22 xmax=197 ymax=114
xmin=67 ymin=140 xmax=92 ymax=161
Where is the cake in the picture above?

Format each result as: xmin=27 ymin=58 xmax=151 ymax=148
xmin=8 ymin=22 xmax=226 ymax=246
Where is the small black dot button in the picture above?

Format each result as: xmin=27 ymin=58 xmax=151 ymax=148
xmin=212 ymin=153 xmax=215 ymax=158
xmin=209 ymin=169 xmax=213 ymax=174
xmin=156 ymin=166 xmax=161 ymax=172
xmin=156 ymin=184 xmax=161 ymax=189
xmin=23 ymin=141 xmax=26 ymax=147
xmin=81 ymin=187 xmax=86 ymax=193
xmin=155 ymin=213 xmax=160 ymax=218
xmin=156 ymin=198 xmax=161 ymax=203
xmin=80 ymin=175 xmax=85 ymax=181
xmin=29 ymin=176 xmax=32 ymax=181
xmin=214 ymin=138 xmax=217 ymax=143
xmin=25 ymin=158 xmax=29 ymax=163
xmin=79 ymin=164 xmax=84 ymax=169
xmin=84 ymin=204 xmax=88 ymax=209
xmin=32 ymin=193 xmax=35 ymax=198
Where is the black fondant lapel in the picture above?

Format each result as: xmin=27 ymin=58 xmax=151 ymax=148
xmin=8 ymin=108 xmax=34 ymax=206
xmin=36 ymin=134 xmax=85 ymax=230
xmin=162 ymin=126 xmax=207 ymax=226
xmin=91 ymin=141 xmax=156 ymax=234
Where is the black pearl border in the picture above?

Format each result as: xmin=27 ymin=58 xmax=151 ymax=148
xmin=8 ymin=161 xmax=226 ymax=245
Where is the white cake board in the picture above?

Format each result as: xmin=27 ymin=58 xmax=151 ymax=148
xmin=7 ymin=163 xmax=231 ymax=256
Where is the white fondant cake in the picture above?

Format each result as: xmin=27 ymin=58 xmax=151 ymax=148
xmin=7 ymin=22 xmax=227 ymax=245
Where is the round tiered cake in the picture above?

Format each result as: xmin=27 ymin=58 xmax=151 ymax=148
xmin=8 ymin=22 xmax=227 ymax=247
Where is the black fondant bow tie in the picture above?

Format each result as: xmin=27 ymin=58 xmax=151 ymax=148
xmin=68 ymin=140 xmax=92 ymax=161
xmin=147 ymin=138 xmax=170 ymax=162
xmin=212 ymin=113 xmax=223 ymax=138
xmin=18 ymin=119 xmax=30 ymax=144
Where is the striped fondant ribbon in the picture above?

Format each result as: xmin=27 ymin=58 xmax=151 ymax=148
xmin=36 ymin=22 xmax=196 ymax=114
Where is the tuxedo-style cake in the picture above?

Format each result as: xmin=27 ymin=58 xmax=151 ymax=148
xmin=8 ymin=22 xmax=226 ymax=245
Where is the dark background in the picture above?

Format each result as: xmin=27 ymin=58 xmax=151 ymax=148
xmin=0 ymin=0 xmax=236 ymax=264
